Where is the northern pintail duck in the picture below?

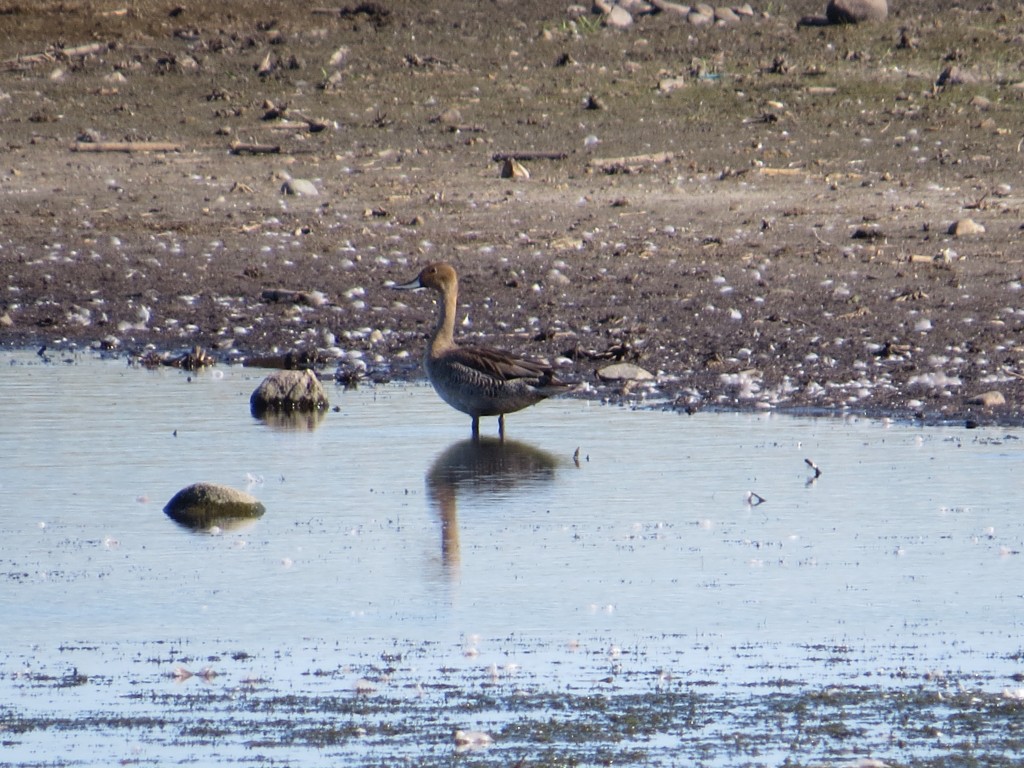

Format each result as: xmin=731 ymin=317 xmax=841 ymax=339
xmin=394 ymin=262 xmax=568 ymax=437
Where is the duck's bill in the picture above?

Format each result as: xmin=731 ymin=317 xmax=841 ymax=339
xmin=392 ymin=276 xmax=423 ymax=290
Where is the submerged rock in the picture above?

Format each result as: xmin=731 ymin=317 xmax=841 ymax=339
xmin=164 ymin=482 xmax=265 ymax=530
xmin=250 ymin=369 xmax=329 ymax=416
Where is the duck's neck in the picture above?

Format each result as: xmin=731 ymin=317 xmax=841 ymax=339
xmin=429 ymin=280 xmax=458 ymax=355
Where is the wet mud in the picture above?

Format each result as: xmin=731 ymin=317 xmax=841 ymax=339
xmin=2 ymin=1 xmax=1024 ymax=424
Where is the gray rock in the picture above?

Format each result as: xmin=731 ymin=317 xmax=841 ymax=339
xmin=604 ymin=5 xmax=634 ymax=28
xmin=967 ymin=390 xmax=1006 ymax=407
xmin=280 ymin=177 xmax=319 ymax=196
xmin=250 ymin=369 xmax=329 ymax=416
xmin=597 ymin=362 xmax=655 ymax=382
xmin=826 ymin=0 xmax=887 ymax=24
xmin=715 ymin=6 xmax=740 ymax=23
xmin=652 ymin=1 xmax=690 ymax=15
xmin=500 ymin=158 xmax=530 ymax=179
xmin=948 ymin=218 xmax=985 ymax=237
xmin=164 ymin=482 xmax=265 ymax=530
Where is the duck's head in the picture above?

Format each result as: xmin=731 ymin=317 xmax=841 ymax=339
xmin=394 ymin=262 xmax=458 ymax=293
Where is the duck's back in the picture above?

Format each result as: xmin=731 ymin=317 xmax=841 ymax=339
xmin=425 ymin=345 xmax=561 ymax=418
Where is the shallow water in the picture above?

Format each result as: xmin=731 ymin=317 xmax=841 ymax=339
xmin=2 ymin=351 xmax=1023 ymax=767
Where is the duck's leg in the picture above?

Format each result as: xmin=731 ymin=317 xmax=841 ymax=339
xmin=471 ymin=415 xmax=480 ymax=439
xmin=498 ymin=414 xmax=505 ymax=440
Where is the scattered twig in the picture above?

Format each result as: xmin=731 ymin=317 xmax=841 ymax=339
xmin=229 ymin=141 xmax=281 ymax=155
xmin=589 ymin=151 xmax=675 ymax=174
xmin=492 ymin=151 xmax=568 ymax=162
xmin=804 ymin=458 xmax=822 ymax=478
xmin=810 ymin=227 xmax=832 ymax=247
xmin=745 ymin=491 xmax=767 ymax=506
xmin=1002 ymin=366 xmax=1024 ymax=381
xmin=71 ymin=141 xmax=181 ymax=153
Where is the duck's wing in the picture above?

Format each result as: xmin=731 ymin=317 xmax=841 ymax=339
xmin=452 ymin=344 xmax=563 ymax=385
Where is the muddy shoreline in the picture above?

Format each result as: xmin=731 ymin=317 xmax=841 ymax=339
xmin=3 ymin=1 xmax=1024 ymax=425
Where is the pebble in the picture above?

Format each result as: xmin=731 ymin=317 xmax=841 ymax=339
xmin=948 ymin=218 xmax=985 ymax=237
xmin=967 ymin=390 xmax=1006 ymax=407
xmin=281 ymin=178 xmax=319 ymax=196
xmin=826 ymin=0 xmax=887 ymax=24
xmin=500 ymin=158 xmax=529 ymax=179
xmin=454 ymin=730 xmax=494 ymax=751
xmin=603 ymin=5 xmax=634 ymax=28
xmin=597 ymin=363 xmax=654 ymax=382
xmin=715 ymin=6 xmax=740 ymax=23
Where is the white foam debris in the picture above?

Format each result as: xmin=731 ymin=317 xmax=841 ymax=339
xmin=720 ymin=370 xmax=761 ymax=399
xmin=907 ymin=372 xmax=961 ymax=388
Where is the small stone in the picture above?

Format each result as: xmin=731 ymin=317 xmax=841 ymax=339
xmin=597 ymin=362 xmax=654 ymax=382
xmin=328 ymin=46 xmax=350 ymax=68
xmin=453 ymin=730 xmax=494 ymax=751
xmin=435 ymin=106 xmax=462 ymax=126
xmin=163 ymin=482 xmax=266 ymax=530
xmin=936 ymin=65 xmax=976 ymax=87
xmin=826 ymin=0 xmax=887 ymax=24
xmin=500 ymin=158 xmax=529 ymax=179
xmin=603 ymin=5 xmax=634 ymax=28
xmin=733 ymin=3 xmax=754 ymax=15
xmin=948 ymin=218 xmax=985 ymax=237
xmin=250 ymin=369 xmax=329 ymax=415
xmin=281 ymin=178 xmax=319 ymax=196
xmin=688 ymin=9 xmax=713 ymax=25
xmin=658 ymin=75 xmax=688 ymax=93
xmin=653 ymin=1 xmax=690 ymax=15
xmin=714 ymin=6 xmax=740 ymax=23
xmin=967 ymin=390 xmax=1006 ymax=407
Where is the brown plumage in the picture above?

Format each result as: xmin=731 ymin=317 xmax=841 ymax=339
xmin=393 ymin=262 xmax=568 ymax=437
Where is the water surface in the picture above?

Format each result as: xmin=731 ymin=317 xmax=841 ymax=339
xmin=2 ymin=352 xmax=1022 ymax=766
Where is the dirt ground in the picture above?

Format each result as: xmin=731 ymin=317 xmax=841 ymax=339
xmin=2 ymin=0 xmax=1024 ymax=425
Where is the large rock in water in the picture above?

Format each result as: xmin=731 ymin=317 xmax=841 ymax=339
xmin=250 ymin=369 xmax=328 ymax=416
xmin=164 ymin=482 xmax=265 ymax=530
xmin=826 ymin=0 xmax=887 ymax=24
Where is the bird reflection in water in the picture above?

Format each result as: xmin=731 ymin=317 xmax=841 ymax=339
xmin=425 ymin=437 xmax=560 ymax=576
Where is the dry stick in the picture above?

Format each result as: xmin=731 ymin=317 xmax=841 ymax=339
xmin=2 ymin=42 xmax=107 ymax=68
xmin=491 ymin=151 xmax=568 ymax=162
xmin=229 ymin=141 xmax=281 ymax=155
xmin=1002 ymin=366 xmax=1024 ymax=381
xmin=71 ymin=141 xmax=181 ymax=153
xmin=59 ymin=42 xmax=109 ymax=58
xmin=588 ymin=151 xmax=675 ymax=170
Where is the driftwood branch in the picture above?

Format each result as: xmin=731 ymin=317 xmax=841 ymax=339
xmin=589 ymin=151 xmax=675 ymax=173
xmin=229 ymin=141 xmax=281 ymax=155
xmin=71 ymin=141 xmax=182 ymax=153
xmin=491 ymin=151 xmax=569 ymax=162
xmin=2 ymin=42 xmax=110 ymax=70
